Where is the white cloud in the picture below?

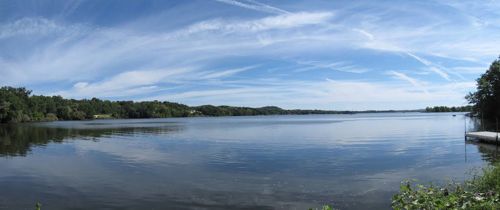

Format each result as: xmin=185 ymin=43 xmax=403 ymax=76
xmin=295 ymin=60 xmax=369 ymax=73
xmin=0 ymin=11 xmax=334 ymax=86
xmin=405 ymin=52 xmax=451 ymax=81
xmin=197 ymin=65 xmax=257 ymax=80
xmin=0 ymin=1 xmax=496 ymax=109
xmin=386 ymin=71 xmax=428 ymax=94
xmin=0 ymin=18 xmax=85 ymax=39
xmin=57 ymin=68 xmax=192 ymax=98
xmin=139 ymin=78 xmax=475 ymax=110
xmin=353 ymin=28 xmax=374 ymax=40
xmin=184 ymin=12 xmax=333 ymax=34
xmin=214 ymin=0 xmax=290 ymax=14
xmin=73 ymin=82 xmax=89 ymax=89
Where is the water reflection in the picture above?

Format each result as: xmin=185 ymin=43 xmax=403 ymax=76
xmin=0 ymin=113 xmax=497 ymax=210
xmin=467 ymin=142 xmax=500 ymax=163
xmin=0 ymin=122 xmax=183 ymax=157
xmin=465 ymin=115 xmax=500 ymax=163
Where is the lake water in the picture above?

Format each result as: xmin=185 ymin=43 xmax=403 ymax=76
xmin=0 ymin=113 xmax=497 ymax=209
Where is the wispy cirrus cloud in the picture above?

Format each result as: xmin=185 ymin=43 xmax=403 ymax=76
xmin=0 ymin=11 xmax=334 ymax=86
xmin=196 ymin=65 xmax=257 ymax=80
xmin=183 ymin=11 xmax=333 ymax=34
xmin=214 ymin=0 xmax=290 ymax=14
xmin=141 ymin=78 xmax=474 ymax=110
xmin=53 ymin=68 xmax=193 ymax=98
xmin=405 ymin=52 xmax=452 ymax=81
xmin=295 ymin=60 xmax=369 ymax=74
xmin=0 ymin=0 xmax=497 ymax=109
xmin=386 ymin=71 xmax=428 ymax=94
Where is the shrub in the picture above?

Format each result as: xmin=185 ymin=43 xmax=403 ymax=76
xmin=392 ymin=164 xmax=500 ymax=209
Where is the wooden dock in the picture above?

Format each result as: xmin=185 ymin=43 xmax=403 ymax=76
xmin=466 ymin=131 xmax=499 ymax=144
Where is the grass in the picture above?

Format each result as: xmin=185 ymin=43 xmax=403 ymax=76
xmin=392 ymin=163 xmax=500 ymax=209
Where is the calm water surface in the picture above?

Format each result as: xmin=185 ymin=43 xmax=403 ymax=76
xmin=0 ymin=113 xmax=497 ymax=209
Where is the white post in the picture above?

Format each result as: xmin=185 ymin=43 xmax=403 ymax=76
xmin=496 ymin=118 xmax=499 ymax=145
xmin=464 ymin=115 xmax=467 ymax=141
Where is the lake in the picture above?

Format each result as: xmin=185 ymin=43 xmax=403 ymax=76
xmin=0 ymin=113 xmax=496 ymax=209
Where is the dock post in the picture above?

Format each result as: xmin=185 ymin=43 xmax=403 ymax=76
xmin=497 ymin=118 xmax=499 ymax=145
xmin=464 ymin=115 xmax=467 ymax=141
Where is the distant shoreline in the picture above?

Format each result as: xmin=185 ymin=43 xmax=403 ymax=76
xmin=6 ymin=111 xmax=473 ymax=125
xmin=0 ymin=86 xmax=468 ymax=123
xmin=2 ymin=110 xmax=429 ymax=124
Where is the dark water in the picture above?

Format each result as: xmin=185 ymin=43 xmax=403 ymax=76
xmin=0 ymin=113 xmax=497 ymax=210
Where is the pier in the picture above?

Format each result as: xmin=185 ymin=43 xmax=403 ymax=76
xmin=466 ymin=131 xmax=499 ymax=144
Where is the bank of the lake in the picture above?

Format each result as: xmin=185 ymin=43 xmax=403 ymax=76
xmin=392 ymin=162 xmax=500 ymax=209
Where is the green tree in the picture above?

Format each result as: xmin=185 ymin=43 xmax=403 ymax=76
xmin=467 ymin=57 xmax=500 ymax=119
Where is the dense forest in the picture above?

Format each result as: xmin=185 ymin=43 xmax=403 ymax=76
xmin=424 ymin=105 xmax=473 ymax=112
xmin=0 ymin=86 xmax=354 ymax=123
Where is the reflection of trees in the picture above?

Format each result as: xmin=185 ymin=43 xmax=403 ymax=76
xmin=0 ymin=124 xmax=182 ymax=157
xmin=477 ymin=144 xmax=499 ymax=163
xmin=467 ymin=116 xmax=500 ymax=163
xmin=468 ymin=141 xmax=499 ymax=163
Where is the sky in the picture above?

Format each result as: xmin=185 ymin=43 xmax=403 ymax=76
xmin=0 ymin=0 xmax=499 ymax=110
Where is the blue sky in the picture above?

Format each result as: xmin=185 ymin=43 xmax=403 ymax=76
xmin=0 ymin=0 xmax=499 ymax=110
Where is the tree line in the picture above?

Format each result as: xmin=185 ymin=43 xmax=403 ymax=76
xmin=425 ymin=105 xmax=472 ymax=112
xmin=0 ymin=86 xmax=353 ymax=123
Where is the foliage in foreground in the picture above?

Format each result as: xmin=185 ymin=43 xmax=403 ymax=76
xmin=392 ymin=164 xmax=500 ymax=210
